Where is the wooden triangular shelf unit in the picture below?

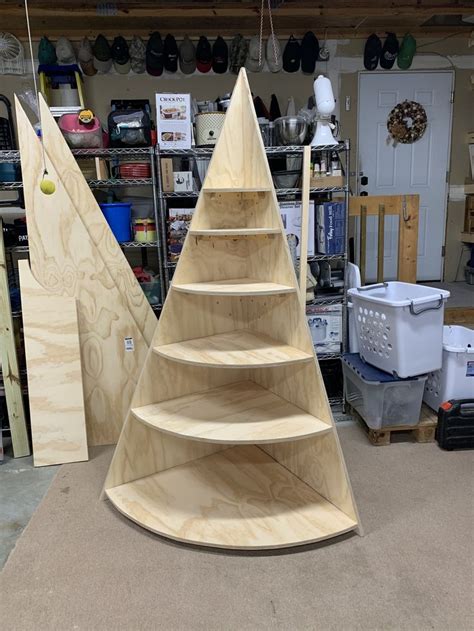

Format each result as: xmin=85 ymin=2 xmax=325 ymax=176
xmin=103 ymin=69 xmax=360 ymax=549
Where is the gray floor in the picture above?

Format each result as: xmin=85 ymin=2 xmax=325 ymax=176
xmin=0 ymin=442 xmax=58 ymax=568
xmin=430 ymin=280 xmax=474 ymax=308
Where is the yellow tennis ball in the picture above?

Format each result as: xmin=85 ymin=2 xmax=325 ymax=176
xmin=40 ymin=179 xmax=56 ymax=195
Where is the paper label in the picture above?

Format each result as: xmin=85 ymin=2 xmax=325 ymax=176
xmin=124 ymin=337 xmax=135 ymax=352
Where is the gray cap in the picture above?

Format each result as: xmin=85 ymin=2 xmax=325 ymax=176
xmin=246 ymin=36 xmax=265 ymax=72
xmin=78 ymin=37 xmax=97 ymax=76
xmin=130 ymin=36 xmax=146 ymax=74
xmin=56 ymin=37 xmax=76 ymax=65
xmin=266 ymin=34 xmax=282 ymax=72
xmin=179 ymin=35 xmax=196 ymax=74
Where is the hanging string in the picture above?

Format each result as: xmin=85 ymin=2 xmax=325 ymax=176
xmin=258 ymin=0 xmax=279 ymax=69
xmin=258 ymin=0 xmax=264 ymax=68
xmin=267 ymin=0 xmax=278 ymax=66
xmin=24 ymin=0 xmax=48 ymax=176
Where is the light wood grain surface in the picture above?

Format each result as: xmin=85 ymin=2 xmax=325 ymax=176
xmin=106 ymin=444 xmax=357 ymax=549
xmin=131 ymin=380 xmax=331 ymax=443
xmin=154 ymin=329 xmax=314 ymax=368
xmin=16 ymin=99 xmax=148 ymax=446
xmin=19 ymin=261 xmax=88 ymax=467
xmin=172 ymin=278 xmax=296 ymax=296
xmin=0 ymin=220 xmax=29 ymax=457
xmin=38 ymin=96 xmax=157 ymax=346
xmin=104 ymin=69 xmax=360 ymax=546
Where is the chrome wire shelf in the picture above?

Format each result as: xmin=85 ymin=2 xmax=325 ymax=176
xmin=6 ymin=242 xmax=158 ymax=252
xmin=88 ymin=178 xmax=153 ymax=188
xmin=0 ymin=181 xmax=22 ymax=190
xmin=157 ymin=142 xmax=347 ymax=157
xmin=308 ymin=253 xmax=346 ymax=262
xmin=307 ymin=295 xmax=344 ymax=307
xmin=317 ymin=352 xmax=343 ymax=361
xmin=0 ymin=147 xmax=154 ymax=163
xmin=161 ymin=185 xmax=347 ymax=199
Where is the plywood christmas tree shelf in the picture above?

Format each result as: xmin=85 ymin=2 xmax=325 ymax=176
xmin=104 ymin=69 xmax=360 ymax=549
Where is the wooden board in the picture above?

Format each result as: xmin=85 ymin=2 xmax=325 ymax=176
xmin=154 ymin=329 xmax=314 ymax=368
xmin=0 ymin=220 xmax=29 ymax=457
xmin=15 ymin=99 xmax=148 ymax=446
xmin=106 ymin=445 xmax=357 ymax=550
xmin=104 ymin=69 xmax=360 ymax=548
xmin=131 ymin=381 xmax=331 ymax=443
xmin=172 ymin=278 xmax=296 ymax=296
xmin=38 ymin=95 xmax=156 ymax=346
xmin=351 ymin=404 xmax=437 ymax=446
xmin=18 ymin=260 xmax=88 ymax=467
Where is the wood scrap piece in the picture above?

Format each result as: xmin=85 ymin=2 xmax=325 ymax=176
xmin=15 ymin=99 xmax=148 ymax=446
xmin=0 ymin=219 xmax=30 ymax=457
xmin=19 ymin=260 xmax=88 ymax=467
xmin=38 ymin=95 xmax=156 ymax=346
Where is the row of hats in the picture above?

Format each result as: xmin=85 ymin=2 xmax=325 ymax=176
xmin=37 ymin=32 xmax=322 ymax=77
xmin=364 ymin=33 xmax=416 ymax=71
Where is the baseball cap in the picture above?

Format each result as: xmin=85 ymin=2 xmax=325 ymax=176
xmin=283 ymin=36 xmax=301 ymax=73
xmin=266 ymin=34 xmax=282 ymax=72
xmin=78 ymin=37 xmax=96 ymax=76
xmin=246 ymin=36 xmax=264 ymax=72
xmin=164 ymin=34 xmax=178 ymax=72
xmin=196 ymin=36 xmax=212 ymax=73
xmin=130 ymin=36 xmax=146 ymax=74
xmin=380 ymin=33 xmax=399 ymax=69
xmin=93 ymin=35 xmax=112 ymax=73
xmin=38 ymin=36 xmax=57 ymax=65
xmin=179 ymin=35 xmax=196 ymax=74
xmin=146 ymin=32 xmax=164 ymax=76
xmin=397 ymin=34 xmax=416 ymax=69
xmin=364 ymin=33 xmax=382 ymax=70
xmin=111 ymin=36 xmax=130 ymax=74
xmin=56 ymin=37 xmax=75 ymax=65
xmin=301 ymin=31 xmax=319 ymax=74
xmin=229 ymin=34 xmax=248 ymax=74
xmin=212 ymin=36 xmax=228 ymax=74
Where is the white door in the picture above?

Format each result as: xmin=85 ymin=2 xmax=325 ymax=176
xmin=357 ymin=71 xmax=453 ymax=281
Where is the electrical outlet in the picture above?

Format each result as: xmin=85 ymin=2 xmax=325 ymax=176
xmin=345 ymin=96 xmax=351 ymax=111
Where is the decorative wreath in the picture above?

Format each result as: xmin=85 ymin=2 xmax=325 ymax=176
xmin=387 ymin=100 xmax=427 ymax=144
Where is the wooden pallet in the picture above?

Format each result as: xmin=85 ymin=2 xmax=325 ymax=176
xmin=351 ymin=404 xmax=437 ymax=446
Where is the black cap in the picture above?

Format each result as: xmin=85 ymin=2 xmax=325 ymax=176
xmin=380 ymin=33 xmax=399 ymax=69
xmin=212 ymin=36 xmax=228 ymax=74
xmin=164 ymin=34 xmax=178 ymax=72
xmin=283 ymin=36 xmax=301 ymax=73
xmin=301 ymin=31 xmax=319 ymax=74
xmin=146 ymin=31 xmax=164 ymax=76
xmin=196 ymin=36 xmax=212 ymax=73
xmin=364 ymin=33 xmax=382 ymax=71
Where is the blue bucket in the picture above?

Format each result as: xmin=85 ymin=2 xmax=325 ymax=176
xmin=100 ymin=203 xmax=132 ymax=242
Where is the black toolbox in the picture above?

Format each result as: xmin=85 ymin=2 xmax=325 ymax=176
xmin=436 ymin=399 xmax=474 ymax=450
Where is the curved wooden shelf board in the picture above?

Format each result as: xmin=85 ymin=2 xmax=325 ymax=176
xmin=105 ymin=445 xmax=358 ymax=549
xmin=153 ymin=330 xmax=313 ymax=368
xmin=172 ymin=278 xmax=296 ymax=296
xmin=188 ymin=228 xmax=281 ymax=236
xmin=202 ymin=187 xmax=273 ymax=193
xmin=131 ymin=381 xmax=331 ymax=444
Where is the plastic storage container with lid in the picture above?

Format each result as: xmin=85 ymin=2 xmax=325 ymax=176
xmin=423 ymin=325 xmax=474 ymax=411
xmin=347 ymin=281 xmax=450 ymax=378
xmin=342 ymin=353 xmax=427 ymax=429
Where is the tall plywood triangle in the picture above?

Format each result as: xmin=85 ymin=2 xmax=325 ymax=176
xmin=104 ymin=69 xmax=360 ymax=549
xmin=15 ymin=98 xmax=148 ymax=446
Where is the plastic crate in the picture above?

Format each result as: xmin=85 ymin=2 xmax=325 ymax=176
xmin=436 ymin=399 xmax=474 ymax=450
xmin=347 ymin=282 xmax=450 ymax=378
xmin=424 ymin=326 xmax=474 ymax=411
xmin=342 ymin=353 xmax=427 ymax=429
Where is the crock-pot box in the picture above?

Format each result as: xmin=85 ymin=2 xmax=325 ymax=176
xmin=306 ymin=304 xmax=342 ymax=353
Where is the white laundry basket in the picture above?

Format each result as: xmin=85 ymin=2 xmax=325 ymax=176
xmin=423 ymin=325 xmax=474 ymax=410
xmin=347 ymin=282 xmax=450 ymax=378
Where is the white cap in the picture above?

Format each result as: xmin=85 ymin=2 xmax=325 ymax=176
xmin=266 ymin=34 xmax=282 ymax=72
xmin=314 ymin=75 xmax=335 ymax=115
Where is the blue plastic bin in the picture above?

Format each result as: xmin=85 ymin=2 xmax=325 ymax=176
xmin=99 ymin=202 xmax=132 ymax=242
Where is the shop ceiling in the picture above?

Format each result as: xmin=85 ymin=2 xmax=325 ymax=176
xmin=1 ymin=1 xmax=473 ymax=38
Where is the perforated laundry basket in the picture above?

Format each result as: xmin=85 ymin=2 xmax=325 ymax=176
xmin=424 ymin=326 xmax=474 ymax=411
xmin=347 ymin=282 xmax=450 ymax=378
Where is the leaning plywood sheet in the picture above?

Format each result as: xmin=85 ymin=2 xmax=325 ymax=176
xmin=0 ymin=220 xmax=29 ymax=457
xmin=19 ymin=260 xmax=88 ymax=466
xmin=38 ymin=95 xmax=156 ymax=346
xmin=15 ymin=100 xmax=148 ymax=446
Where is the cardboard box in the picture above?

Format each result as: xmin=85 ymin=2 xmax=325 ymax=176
xmin=316 ymin=201 xmax=345 ymax=255
xmin=306 ymin=304 xmax=342 ymax=354
xmin=279 ymin=201 xmax=315 ymax=256
xmin=161 ymin=158 xmax=174 ymax=192
xmin=173 ymin=171 xmax=194 ymax=192
xmin=156 ymin=93 xmax=192 ymax=149
xmin=168 ymin=208 xmax=195 ymax=260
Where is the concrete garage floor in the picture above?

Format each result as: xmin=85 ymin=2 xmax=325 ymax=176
xmin=0 ymin=447 xmax=57 ymax=568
